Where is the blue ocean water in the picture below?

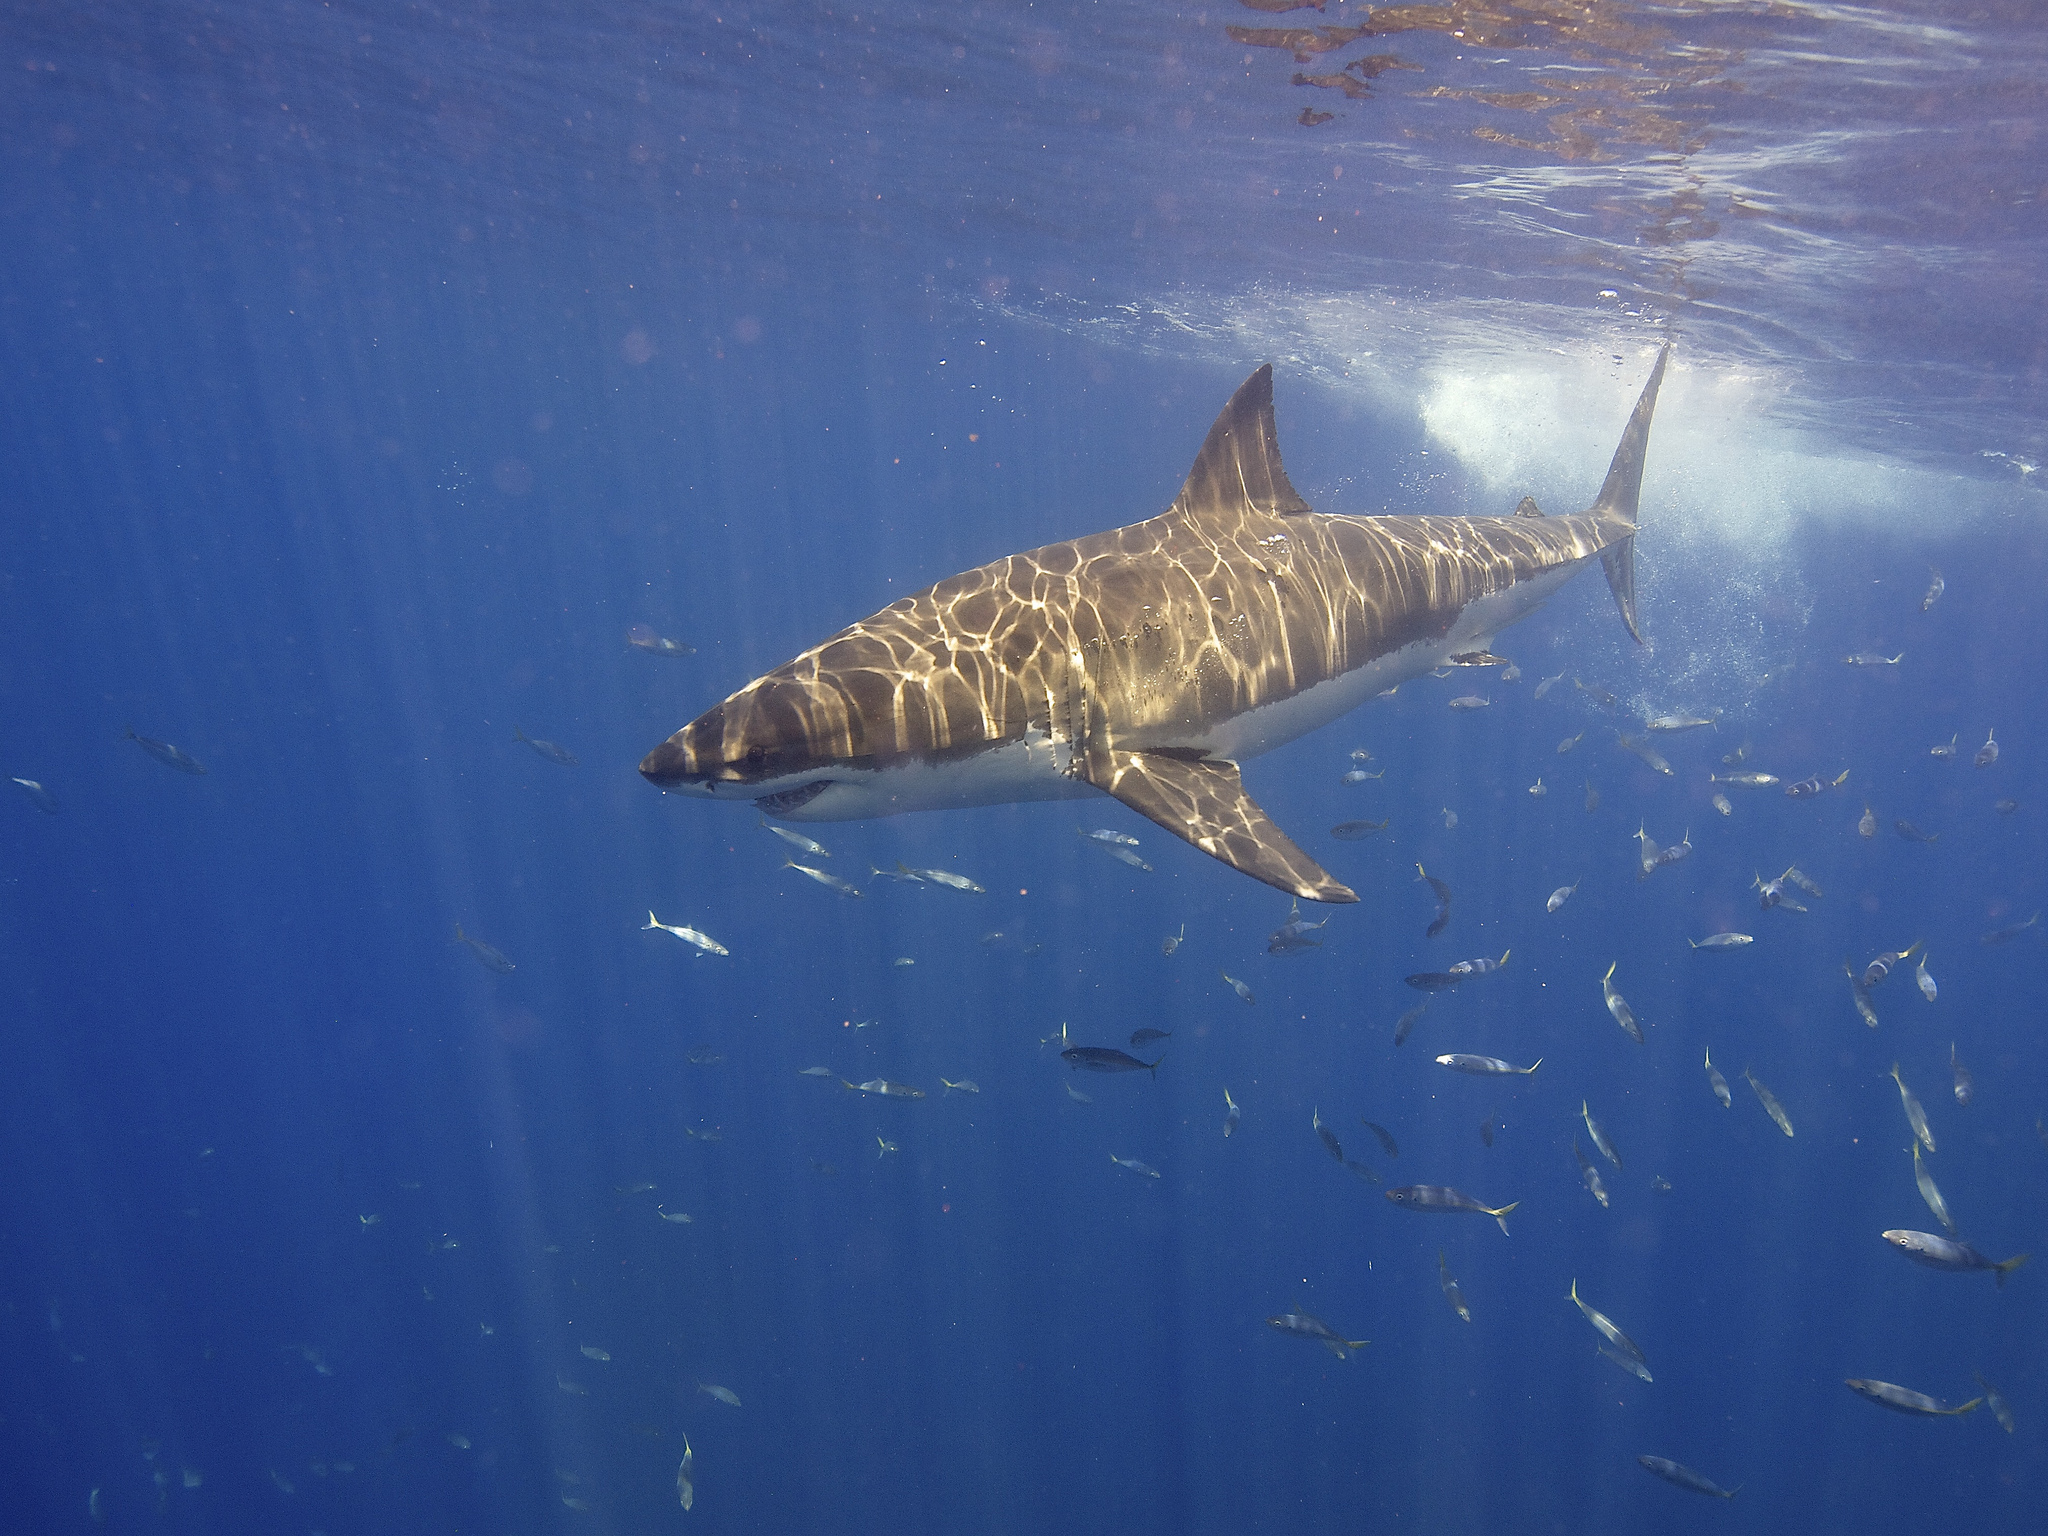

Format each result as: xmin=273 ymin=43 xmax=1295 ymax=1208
xmin=3 ymin=1 xmax=2046 ymax=1531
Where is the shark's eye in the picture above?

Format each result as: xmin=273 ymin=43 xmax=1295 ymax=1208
xmin=745 ymin=745 xmax=767 ymax=768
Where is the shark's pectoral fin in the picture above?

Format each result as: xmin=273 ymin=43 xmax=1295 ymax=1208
xmin=1083 ymin=748 xmax=1357 ymax=903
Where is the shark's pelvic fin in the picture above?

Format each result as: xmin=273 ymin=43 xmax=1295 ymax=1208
xmin=1169 ymin=365 xmax=1312 ymax=526
xmin=1082 ymin=747 xmax=1358 ymax=903
xmin=1589 ymin=343 xmax=1671 ymax=645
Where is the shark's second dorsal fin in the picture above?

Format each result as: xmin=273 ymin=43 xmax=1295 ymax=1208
xmin=1081 ymin=747 xmax=1357 ymax=903
xmin=1514 ymin=495 xmax=1544 ymax=518
xmin=1170 ymin=365 xmax=1312 ymax=527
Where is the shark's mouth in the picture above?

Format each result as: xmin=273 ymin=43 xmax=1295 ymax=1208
xmin=756 ymin=780 xmax=833 ymax=815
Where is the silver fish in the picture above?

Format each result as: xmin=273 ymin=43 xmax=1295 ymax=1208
xmin=1981 ymin=911 xmax=2040 ymax=944
xmin=1949 ymin=1042 xmax=1972 ymax=1106
xmin=1111 ymin=1154 xmax=1161 ymax=1179
xmin=1312 ymin=1108 xmax=1343 ymax=1163
xmin=1392 ymin=1003 xmax=1426 ymax=1046
xmin=512 ymin=726 xmax=578 ymax=766
xmin=1744 ymin=1067 xmax=1794 ymax=1137
xmin=452 ymin=924 xmax=514 ymax=973
xmin=1922 ymin=566 xmax=1944 ymax=611
xmin=1330 ymin=818 xmax=1389 ymax=839
xmin=1265 ymin=1307 xmax=1368 ymax=1359
xmin=1416 ymin=865 xmax=1451 ymax=937
xmin=1844 ymin=960 xmax=1879 ymax=1028
xmin=1883 ymin=1229 xmax=2027 ymax=1285
xmin=905 ymin=864 xmax=986 ymax=893
xmin=842 ymin=1078 xmax=926 ymax=1099
xmin=1573 ymin=1135 xmax=1609 ymax=1209
xmin=126 ymin=728 xmax=208 ymax=774
xmin=1890 ymin=1062 xmax=1936 ymax=1152
xmin=1570 ymin=1278 xmax=1650 ymax=1381
xmin=1841 ymin=651 xmax=1903 ymax=666
xmin=676 ymin=1433 xmax=694 ymax=1510
xmin=1222 ymin=1087 xmax=1240 ymax=1137
xmin=1220 ymin=970 xmax=1254 ymax=1004
xmin=1689 ymin=932 xmax=1752 ymax=950
xmin=1382 ymin=1184 xmax=1519 ymax=1235
xmin=1161 ymin=924 xmax=1185 ymax=955
xmin=1615 ymin=732 xmax=1674 ymax=775
xmin=1844 ymin=1378 xmax=1980 ymax=1417
xmin=1643 ymin=711 xmax=1719 ymax=732
xmin=1637 ymin=1456 xmax=1736 ymax=1499
xmin=760 ymin=816 xmax=829 ymax=857
xmin=1705 ymin=1047 xmax=1731 ymax=1109
xmin=1602 ymin=963 xmax=1642 ymax=1044
xmin=1976 ymin=1373 xmax=2015 ymax=1434
xmin=1546 ymin=881 xmax=1579 ymax=913
xmin=1437 ymin=1250 xmax=1471 ymax=1322
xmin=1582 ymin=1101 xmax=1622 ymax=1168
xmin=627 ymin=624 xmax=694 ymax=657
xmin=1864 ymin=941 xmax=1923 ymax=987
xmin=1912 ymin=1142 xmax=1954 ymax=1235
xmin=644 ymin=912 xmax=729 ymax=956
xmin=785 ymin=860 xmax=862 ymax=897
xmin=1436 ymin=1053 xmax=1540 ymax=1076
xmin=1975 ymin=729 xmax=1999 ymax=768
xmin=1077 ymin=826 xmax=1140 ymax=847
xmin=1534 ymin=671 xmax=1565 ymax=698
xmin=1916 ymin=954 xmax=1938 ymax=1002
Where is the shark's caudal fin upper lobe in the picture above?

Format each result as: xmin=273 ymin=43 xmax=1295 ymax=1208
xmin=1590 ymin=344 xmax=1670 ymax=645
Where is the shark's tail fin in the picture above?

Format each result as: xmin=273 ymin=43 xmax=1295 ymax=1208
xmin=1589 ymin=345 xmax=1671 ymax=645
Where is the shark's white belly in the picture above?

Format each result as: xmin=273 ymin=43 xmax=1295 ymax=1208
xmin=768 ymin=555 xmax=1585 ymax=822
xmin=773 ymin=737 xmax=1094 ymax=821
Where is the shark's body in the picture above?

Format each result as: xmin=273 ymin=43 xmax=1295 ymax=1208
xmin=641 ymin=349 xmax=1670 ymax=901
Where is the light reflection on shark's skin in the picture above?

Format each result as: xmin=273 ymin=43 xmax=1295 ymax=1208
xmin=641 ymin=348 xmax=1669 ymax=901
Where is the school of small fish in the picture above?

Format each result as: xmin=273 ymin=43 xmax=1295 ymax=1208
xmin=33 ymin=556 xmax=2040 ymax=1524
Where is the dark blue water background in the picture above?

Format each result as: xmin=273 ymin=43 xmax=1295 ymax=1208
xmin=3 ymin=3 xmax=2046 ymax=1532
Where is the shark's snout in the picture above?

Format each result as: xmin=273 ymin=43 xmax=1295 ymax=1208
xmin=638 ymin=738 xmax=696 ymax=786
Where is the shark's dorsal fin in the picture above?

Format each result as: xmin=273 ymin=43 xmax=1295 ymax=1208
xmin=1514 ymin=495 xmax=1544 ymax=518
xmin=1081 ymin=748 xmax=1356 ymax=903
xmin=1170 ymin=366 xmax=1312 ymax=527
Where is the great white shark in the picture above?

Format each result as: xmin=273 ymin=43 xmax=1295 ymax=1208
xmin=641 ymin=347 xmax=1670 ymax=903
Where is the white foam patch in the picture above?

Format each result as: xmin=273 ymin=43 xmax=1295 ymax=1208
xmin=1411 ymin=348 xmax=1925 ymax=551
